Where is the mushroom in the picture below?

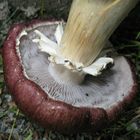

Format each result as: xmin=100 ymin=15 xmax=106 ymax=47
xmin=2 ymin=0 xmax=138 ymax=133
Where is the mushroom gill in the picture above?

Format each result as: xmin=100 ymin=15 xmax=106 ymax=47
xmin=18 ymin=22 xmax=134 ymax=109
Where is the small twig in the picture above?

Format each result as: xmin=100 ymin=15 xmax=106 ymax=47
xmin=0 ymin=9 xmax=18 ymax=29
xmin=40 ymin=0 xmax=45 ymax=16
xmin=136 ymin=32 xmax=140 ymax=40
xmin=0 ymin=48 xmax=2 ymax=55
xmin=8 ymin=109 xmax=19 ymax=140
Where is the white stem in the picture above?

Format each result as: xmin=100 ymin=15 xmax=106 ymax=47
xmin=60 ymin=0 xmax=138 ymax=66
xmin=48 ymin=63 xmax=85 ymax=85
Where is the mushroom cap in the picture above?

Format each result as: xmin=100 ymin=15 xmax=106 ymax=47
xmin=2 ymin=20 xmax=138 ymax=133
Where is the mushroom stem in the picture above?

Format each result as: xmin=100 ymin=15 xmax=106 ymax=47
xmin=60 ymin=0 xmax=138 ymax=66
xmin=48 ymin=63 xmax=85 ymax=85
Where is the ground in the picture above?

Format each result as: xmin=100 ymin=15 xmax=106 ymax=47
xmin=0 ymin=1 xmax=140 ymax=140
